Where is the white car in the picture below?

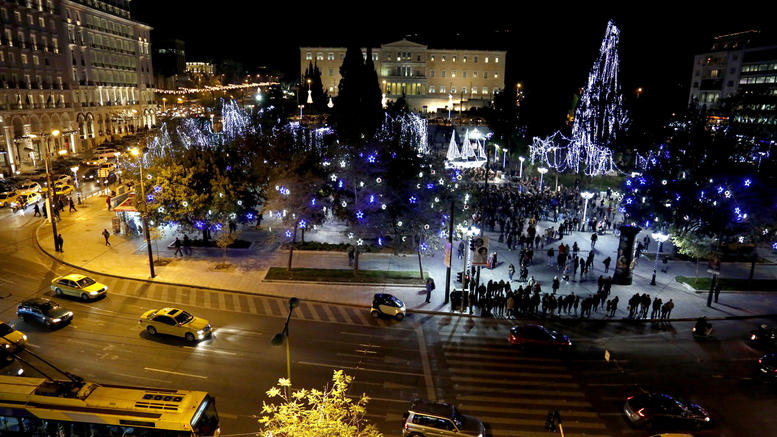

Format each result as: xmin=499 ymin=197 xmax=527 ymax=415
xmin=370 ymin=293 xmax=406 ymax=321
xmin=54 ymin=174 xmax=73 ymax=185
xmin=17 ymin=181 xmax=41 ymax=194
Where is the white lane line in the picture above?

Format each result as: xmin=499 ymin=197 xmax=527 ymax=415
xmin=183 ymin=346 xmax=237 ymax=356
xmin=143 ymin=367 xmax=208 ymax=379
xmin=415 ymin=325 xmax=436 ymax=401
xmin=458 ymin=395 xmax=592 ymax=407
xmin=109 ymin=371 xmax=169 ymax=383
xmin=296 ymin=361 xmax=424 ymax=377
xmin=348 ymin=394 xmax=409 ymax=404
xmin=24 ymin=343 xmax=41 ymax=349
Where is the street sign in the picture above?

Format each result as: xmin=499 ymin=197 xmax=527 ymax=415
xmin=471 ymin=236 xmax=489 ymax=266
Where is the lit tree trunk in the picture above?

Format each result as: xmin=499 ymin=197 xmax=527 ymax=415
xmin=301 ymin=226 xmax=306 ymax=243
xmin=287 ymin=221 xmax=298 ymax=271
xmin=353 ymin=247 xmax=359 ymax=277
xmin=417 ymin=244 xmax=424 ymax=280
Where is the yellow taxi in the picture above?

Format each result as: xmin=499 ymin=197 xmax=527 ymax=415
xmin=139 ymin=308 xmax=213 ymax=342
xmin=50 ymin=274 xmax=108 ymax=301
xmin=9 ymin=192 xmax=41 ymax=208
xmin=0 ymin=320 xmax=27 ymax=352
xmin=54 ymin=184 xmax=74 ymax=195
xmin=0 ymin=191 xmax=18 ymax=207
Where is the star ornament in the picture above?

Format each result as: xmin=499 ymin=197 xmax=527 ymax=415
xmin=356 ymin=210 xmax=364 ymax=219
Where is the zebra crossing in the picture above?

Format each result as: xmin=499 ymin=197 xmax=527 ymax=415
xmin=436 ymin=321 xmax=619 ymax=437
xmin=75 ymin=274 xmax=402 ymax=328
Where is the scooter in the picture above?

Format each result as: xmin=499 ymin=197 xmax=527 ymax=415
xmin=692 ymin=317 xmax=713 ymax=338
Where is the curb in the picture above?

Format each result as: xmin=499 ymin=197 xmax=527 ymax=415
xmin=262 ymin=279 xmax=424 ymax=288
xmin=33 ymin=222 xmax=777 ymax=323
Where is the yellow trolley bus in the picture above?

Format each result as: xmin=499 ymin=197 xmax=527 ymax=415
xmin=0 ymin=375 xmax=220 ymax=436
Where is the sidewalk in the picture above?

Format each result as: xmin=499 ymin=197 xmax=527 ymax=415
xmin=35 ymin=193 xmax=777 ymax=321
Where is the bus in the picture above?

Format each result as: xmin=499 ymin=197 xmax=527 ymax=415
xmin=0 ymin=375 xmax=220 ymax=436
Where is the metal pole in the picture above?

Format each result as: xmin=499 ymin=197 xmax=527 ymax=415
xmin=285 ymin=331 xmax=291 ymax=381
xmin=44 ymin=153 xmax=58 ymax=249
xmin=445 ymin=201 xmax=454 ymax=304
xmin=138 ymin=155 xmax=155 ymax=278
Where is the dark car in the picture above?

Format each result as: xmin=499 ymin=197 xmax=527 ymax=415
xmin=756 ymin=353 xmax=777 ymax=380
xmin=508 ymin=324 xmax=573 ymax=350
xmin=82 ymin=168 xmax=99 ymax=182
xmin=749 ymin=325 xmax=777 ymax=350
xmin=17 ymin=298 xmax=73 ymax=329
xmin=623 ymin=392 xmax=711 ymax=430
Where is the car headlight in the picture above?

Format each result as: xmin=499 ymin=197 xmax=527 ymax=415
xmin=705 ymin=416 xmax=711 ymax=422
xmin=51 ymin=318 xmax=61 ymax=323
xmin=3 ymin=344 xmax=9 ymax=349
xmin=22 ymin=335 xmax=27 ymax=341
xmin=90 ymin=291 xmax=99 ymax=295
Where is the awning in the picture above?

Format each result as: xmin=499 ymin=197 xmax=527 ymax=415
xmin=113 ymin=197 xmax=138 ymax=212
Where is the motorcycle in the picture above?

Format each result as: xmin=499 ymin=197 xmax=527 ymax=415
xmin=692 ymin=317 xmax=713 ymax=338
xmin=749 ymin=324 xmax=777 ymax=350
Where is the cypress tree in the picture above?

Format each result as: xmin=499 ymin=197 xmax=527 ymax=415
xmin=360 ymin=46 xmax=383 ymax=138
xmin=333 ymin=45 xmax=365 ymax=142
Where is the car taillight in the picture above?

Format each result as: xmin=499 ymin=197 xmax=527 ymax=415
xmin=751 ymin=334 xmax=758 ymax=340
xmin=404 ymin=423 xmax=409 ymax=430
xmin=637 ymin=408 xmax=646 ymax=417
xmin=759 ymin=359 xmax=763 ymax=364
xmin=138 ymin=319 xmax=142 ymax=324
xmin=626 ymin=395 xmax=634 ymax=400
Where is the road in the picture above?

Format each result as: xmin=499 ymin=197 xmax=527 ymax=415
xmin=1 ymin=190 xmax=776 ymax=437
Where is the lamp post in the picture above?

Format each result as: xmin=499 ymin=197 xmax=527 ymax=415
xmin=538 ymin=167 xmax=548 ymax=191
xmin=162 ymin=97 xmax=166 ymax=112
xmin=518 ymin=156 xmax=525 ymax=178
xmin=581 ymin=191 xmax=594 ymax=232
xmin=130 ymin=147 xmax=155 ymax=278
xmin=457 ymin=224 xmax=481 ymax=312
xmin=502 ymin=147 xmax=508 ymax=169
xmin=43 ymin=129 xmax=60 ymax=250
xmin=650 ymin=232 xmax=670 ymax=286
xmin=448 ymin=94 xmax=453 ymax=120
xmin=271 ymin=297 xmax=300 ymax=383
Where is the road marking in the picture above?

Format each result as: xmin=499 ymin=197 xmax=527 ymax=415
xmin=458 ymin=395 xmax=592 ymax=408
xmin=449 ymin=367 xmax=573 ymax=378
xmin=450 ymin=375 xmax=580 ymax=388
xmin=416 ymin=325 xmax=435 ymax=401
xmin=23 ymin=342 xmax=41 ymax=348
xmin=348 ymin=394 xmax=409 ymax=404
xmin=446 ymin=358 xmax=566 ymax=371
xmin=459 ymin=403 xmax=598 ymax=417
xmin=109 ymin=371 xmax=169 ymax=383
xmin=493 ymin=430 xmax=613 ymax=437
xmin=143 ymin=367 xmax=208 ymax=379
xmin=443 ymin=350 xmax=563 ymax=363
xmin=183 ymin=346 xmax=237 ymax=356
xmin=296 ymin=361 xmax=424 ymax=377
xmin=453 ymin=384 xmax=585 ymax=397
xmin=219 ymin=412 xmax=239 ymax=420
xmin=479 ymin=415 xmax=606 ymax=429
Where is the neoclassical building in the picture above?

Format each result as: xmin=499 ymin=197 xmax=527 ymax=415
xmin=300 ymin=39 xmax=506 ymax=113
xmin=0 ymin=0 xmax=156 ymax=175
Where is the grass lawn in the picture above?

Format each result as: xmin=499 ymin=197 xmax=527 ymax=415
xmin=266 ymin=267 xmax=427 ymax=285
xmin=675 ymin=275 xmax=777 ymax=292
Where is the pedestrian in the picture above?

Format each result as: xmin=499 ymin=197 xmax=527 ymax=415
xmin=609 ymin=296 xmax=619 ymax=317
xmin=69 ymin=197 xmax=77 ymax=212
xmin=651 ymin=297 xmax=662 ymax=319
xmin=33 ymin=203 xmax=41 ymax=217
xmin=457 ymin=240 xmax=465 ymax=259
xmin=508 ymin=263 xmax=515 ymax=281
xmin=425 ymin=277 xmax=435 ymax=303
xmin=102 ymin=228 xmax=111 ymax=246
xmin=603 ymin=256 xmax=611 ymax=273
xmin=714 ymin=283 xmax=721 ymax=303
xmin=42 ymin=204 xmax=47 ymax=218
xmin=53 ymin=206 xmax=60 ymax=221
xmin=348 ymin=246 xmax=355 ymax=266
xmin=591 ymin=232 xmax=598 ymax=250
xmin=662 ymin=299 xmax=674 ymax=319
xmin=106 ymin=195 xmax=111 ymax=211
xmin=56 ymin=234 xmax=63 ymax=252
xmin=552 ymin=276 xmax=559 ymax=294
xmin=183 ymin=234 xmax=191 ymax=256
xmin=173 ymin=237 xmax=183 ymax=256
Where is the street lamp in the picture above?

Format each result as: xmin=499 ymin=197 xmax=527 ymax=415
xmin=581 ymin=191 xmax=594 ymax=232
xmin=538 ymin=167 xmax=548 ymax=191
xmin=518 ymin=156 xmax=525 ymax=178
xmin=456 ymin=224 xmax=481 ymax=312
xmin=306 ymin=79 xmax=312 ymax=104
xmin=130 ymin=147 xmax=155 ymax=278
xmin=271 ymin=297 xmax=300 ymax=383
xmin=43 ymin=129 xmax=61 ymax=251
xmin=650 ymin=231 xmax=670 ymax=286
xmin=162 ymin=97 xmax=167 ymax=112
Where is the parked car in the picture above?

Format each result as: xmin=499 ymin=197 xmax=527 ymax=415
xmin=402 ymin=399 xmax=485 ymax=437
xmin=623 ymin=392 xmax=711 ymax=430
xmin=9 ymin=192 xmax=42 ymax=209
xmin=17 ymin=298 xmax=73 ymax=329
xmin=0 ymin=191 xmax=19 ymax=207
xmin=756 ymin=353 xmax=777 ymax=381
xmin=54 ymin=174 xmax=73 ymax=185
xmin=139 ymin=308 xmax=212 ymax=342
xmin=0 ymin=321 xmax=27 ymax=352
xmin=50 ymin=274 xmax=108 ymax=301
xmin=17 ymin=181 xmax=41 ymax=194
xmin=370 ymin=293 xmax=406 ymax=320
xmin=508 ymin=324 xmax=573 ymax=351
xmin=82 ymin=168 xmax=99 ymax=182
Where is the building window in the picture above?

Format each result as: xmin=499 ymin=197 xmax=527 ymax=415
xmin=452 ymin=56 xmax=456 ymax=62
xmin=430 ymin=55 xmax=435 ymax=62
xmin=463 ymin=71 xmax=467 ymax=78
xmin=463 ymin=56 xmax=467 ymax=63
xmin=317 ymin=52 xmax=323 ymax=61
xmin=461 ymin=87 xmax=467 ymax=94
xmin=474 ymin=56 xmax=478 ymax=63
xmin=429 ymin=86 xmax=435 ymax=93
xmin=451 ymin=71 xmax=456 ymax=78
xmin=329 ymin=68 xmax=334 ymax=76
xmin=430 ymin=70 xmax=435 ymax=77
xmin=21 ymin=54 xmax=27 ymax=64
xmin=441 ymin=55 xmax=446 ymax=62
xmin=440 ymin=86 xmax=446 ymax=93
xmin=340 ymin=53 xmax=345 ymax=60
xmin=441 ymin=71 xmax=446 ymax=78
xmin=328 ymin=52 xmax=334 ymax=60
xmin=485 ymin=57 xmax=489 ymax=63
xmin=33 ymin=55 xmax=39 ymax=65
xmin=482 ymin=87 xmax=488 ymax=94
xmin=495 ymin=56 xmax=499 ymax=63
xmin=373 ymin=53 xmax=378 ymax=61
xmin=451 ymin=87 xmax=456 ymax=93
xmin=484 ymin=72 xmax=489 ymax=79
xmin=305 ymin=52 xmax=312 ymax=60
xmin=473 ymin=71 xmax=478 ymax=78
xmin=472 ymin=88 xmax=478 ymax=95
xmin=494 ymin=73 xmax=499 ymax=79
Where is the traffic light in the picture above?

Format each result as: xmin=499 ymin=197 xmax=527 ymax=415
xmin=456 ymin=272 xmax=463 ymax=283
xmin=544 ymin=409 xmax=562 ymax=432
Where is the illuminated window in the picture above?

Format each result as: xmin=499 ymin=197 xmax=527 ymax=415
xmin=494 ymin=73 xmax=499 ymax=79
xmin=495 ymin=57 xmax=499 ymax=63
xmin=451 ymin=87 xmax=456 ymax=93
xmin=305 ymin=52 xmax=312 ymax=60
xmin=485 ymin=57 xmax=489 ymax=63
xmin=440 ymin=86 xmax=446 ymax=93
xmin=317 ymin=52 xmax=323 ymax=61
xmin=441 ymin=55 xmax=446 ymax=62
xmin=473 ymin=71 xmax=478 ymax=78
xmin=461 ymin=87 xmax=467 ymax=94
xmin=430 ymin=55 xmax=435 ymax=62
xmin=327 ymin=52 xmax=334 ymax=60
xmin=429 ymin=86 xmax=435 ymax=93
xmin=482 ymin=87 xmax=488 ymax=94
xmin=451 ymin=71 xmax=456 ymax=78
xmin=472 ymin=88 xmax=478 ymax=94
xmin=452 ymin=56 xmax=456 ymax=62
xmin=463 ymin=56 xmax=467 ymax=63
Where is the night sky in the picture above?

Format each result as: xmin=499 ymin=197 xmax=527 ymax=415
xmin=132 ymin=2 xmax=773 ymax=137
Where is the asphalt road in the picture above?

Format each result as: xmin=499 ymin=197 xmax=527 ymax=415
xmin=1 ymin=195 xmax=776 ymax=437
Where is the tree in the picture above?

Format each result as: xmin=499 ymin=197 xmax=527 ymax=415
xmin=259 ymin=370 xmax=383 ymax=437
xmin=331 ymin=45 xmax=383 ymax=143
xmin=215 ymin=232 xmax=235 ymax=269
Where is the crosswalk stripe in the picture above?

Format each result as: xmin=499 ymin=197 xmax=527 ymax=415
xmin=267 ymin=298 xmax=282 ymax=316
xmin=453 ymin=385 xmax=585 ymax=397
xmin=194 ymin=289 xmax=205 ymax=307
xmin=244 ymin=294 xmax=257 ymax=314
xmin=321 ymin=304 xmax=337 ymax=322
xmin=223 ymin=293 xmax=236 ymax=311
xmin=209 ymin=291 xmax=219 ymax=309
xmin=237 ymin=295 xmax=249 ymax=313
xmin=260 ymin=297 xmax=272 ymax=315
xmin=442 ymin=344 xmax=521 ymax=354
xmin=449 ymin=367 xmax=573 ymax=378
xmin=451 ymin=376 xmax=580 ymax=388
xmin=457 ymin=395 xmax=591 ymax=408
xmin=332 ymin=306 xmax=351 ymax=323
xmin=347 ymin=306 xmax=371 ymax=325
xmin=444 ymin=351 xmax=563 ymax=363
xmin=493 ymin=430 xmax=613 ymax=437
xmin=297 ymin=302 xmax=314 ymax=320
xmin=166 ymin=286 xmax=178 ymax=302
xmin=310 ymin=303 xmax=326 ymax=321
xmin=446 ymin=359 xmax=565 ymax=371
xmin=459 ymin=404 xmax=598 ymax=418
xmin=479 ymin=415 xmax=606 ymax=429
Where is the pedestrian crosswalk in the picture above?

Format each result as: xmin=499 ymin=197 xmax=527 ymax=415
xmin=436 ymin=322 xmax=617 ymax=437
xmin=67 ymin=274 xmax=402 ymax=328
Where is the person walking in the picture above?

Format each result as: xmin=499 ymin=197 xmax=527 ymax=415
xmin=68 ymin=197 xmax=77 ymax=213
xmin=425 ymin=277 xmax=435 ymax=303
xmin=33 ymin=203 xmax=41 ymax=217
xmin=56 ymin=234 xmax=63 ymax=252
xmin=106 ymin=196 xmax=111 ymax=211
xmin=173 ymin=237 xmax=183 ymax=256
xmin=102 ymin=229 xmax=111 ymax=246
xmin=590 ymin=232 xmax=598 ymax=250
xmin=603 ymin=256 xmax=611 ymax=273
xmin=714 ymin=283 xmax=721 ymax=303
xmin=508 ymin=263 xmax=515 ymax=281
xmin=552 ymin=276 xmax=560 ymax=294
xmin=609 ymin=295 xmax=619 ymax=317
